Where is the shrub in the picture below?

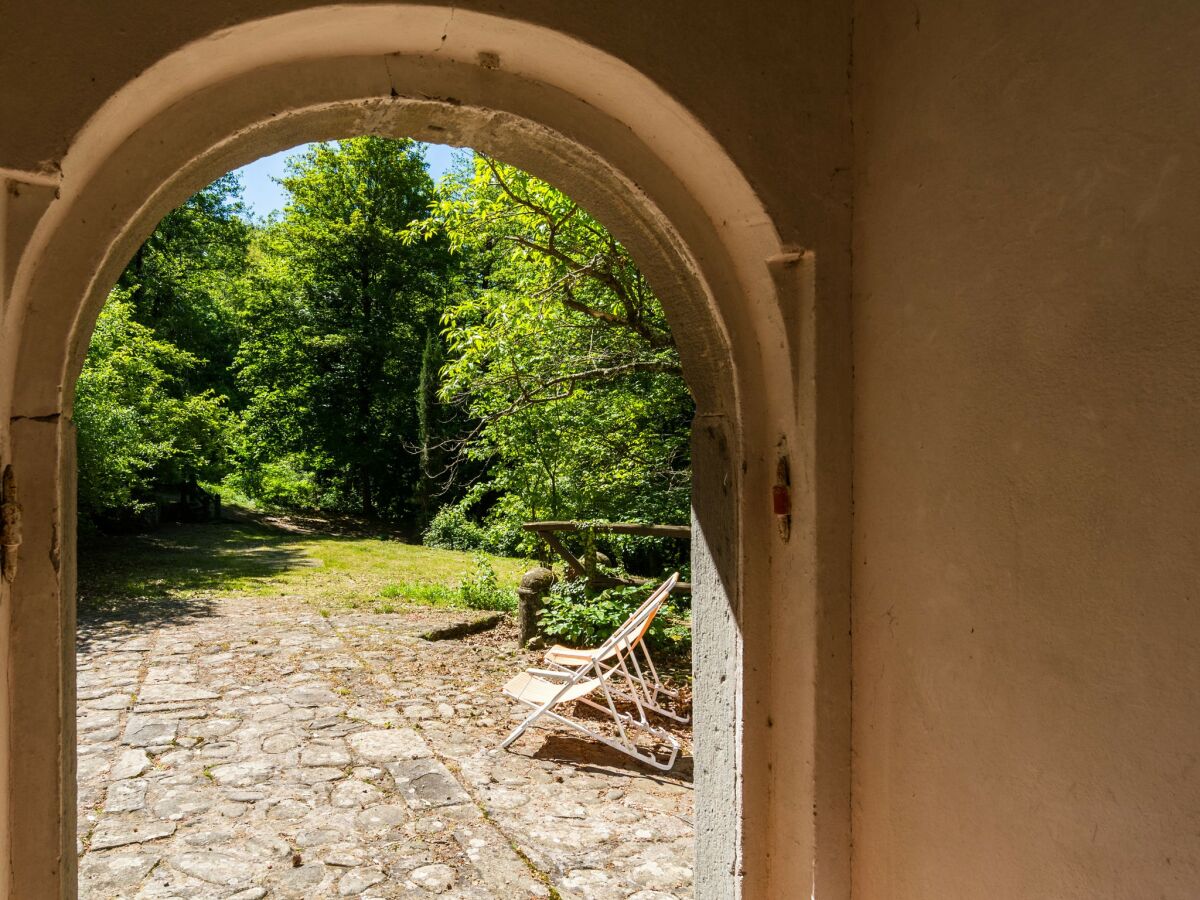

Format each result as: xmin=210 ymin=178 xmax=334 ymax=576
xmin=423 ymin=501 xmax=486 ymax=551
xmin=539 ymin=579 xmax=691 ymax=656
xmin=423 ymin=492 xmax=529 ymax=557
xmin=243 ymin=457 xmax=319 ymax=509
xmin=477 ymin=516 xmax=527 ymax=557
xmin=459 ymin=556 xmax=517 ymax=612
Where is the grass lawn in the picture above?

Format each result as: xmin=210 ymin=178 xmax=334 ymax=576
xmin=77 ymin=513 xmax=531 ymax=619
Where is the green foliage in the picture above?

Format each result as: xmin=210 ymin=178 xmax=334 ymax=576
xmin=422 ymin=486 xmax=529 ymax=556
xmin=227 ymin=455 xmax=319 ymax=509
xmin=415 ymin=329 xmax=446 ymax=524
xmin=76 ymin=175 xmax=250 ymax=525
xmin=459 ymin=555 xmax=517 ymax=612
xmin=414 ymin=155 xmax=693 ymax=538
xmin=379 ymin=581 xmax=460 ymax=607
xmin=80 ymin=143 xmax=691 ymax=564
xmin=116 ymin=173 xmax=251 ymax=400
xmin=423 ymin=499 xmax=486 ymax=551
xmin=538 ymin=579 xmax=691 ymax=655
xmin=234 ymin=138 xmax=454 ymax=519
xmin=75 ymin=294 xmax=234 ymax=521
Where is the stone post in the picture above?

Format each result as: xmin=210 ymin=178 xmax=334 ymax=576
xmin=517 ymin=567 xmax=555 ymax=647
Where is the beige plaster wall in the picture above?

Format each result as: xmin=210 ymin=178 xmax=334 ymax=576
xmin=0 ymin=3 xmax=855 ymax=898
xmin=16 ymin=0 xmax=1200 ymax=896
xmin=852 ymin=2 xmax=1200 ymax=897
xmin=0 ymin=0 xmax=853 ymax=255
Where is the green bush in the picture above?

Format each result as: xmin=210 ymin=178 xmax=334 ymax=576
xmin=247 ymin=460 xmax=319 ymax=511
xmin=477 ymin=516 xmax=527 ymax=557
xmin=75 ymin=294 xmax=236 ymax=523
xmin=423 ymin=501 xmax=486 ymax=551
xmin=423 ymin=492 xmax=529 ymax=557
xmin=538 ymin=580 xmax=691 ymax=656
xmin=459 ymin=556 xmax=517 ymax=612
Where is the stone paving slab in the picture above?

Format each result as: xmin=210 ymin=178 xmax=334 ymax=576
xmin=78 ymin=595 xmax=693 ymax=898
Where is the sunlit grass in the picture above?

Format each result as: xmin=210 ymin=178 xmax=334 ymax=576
xmin=379 ymin=581 xmax=461 ymax=607
xmin=77 ymin=516 xmax=529 ymax=618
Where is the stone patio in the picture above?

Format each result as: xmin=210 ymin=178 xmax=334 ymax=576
xmin=76 ymin=595 xmax=694 ymax=898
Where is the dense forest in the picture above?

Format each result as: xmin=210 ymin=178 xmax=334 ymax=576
xmin=76 ymin=138 xmax=693 ymax=565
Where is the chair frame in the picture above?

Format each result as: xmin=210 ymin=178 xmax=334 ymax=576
xmin=542 ymin=594 xmax=690 ymax=724
xmin=497 ymin=573 xmax=683 ymax=771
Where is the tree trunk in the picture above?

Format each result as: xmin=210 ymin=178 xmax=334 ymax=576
xmin=357 ymin=253 xmax=375 ymax=518
xmin=360 ymin=467 xmax=375 ymax=518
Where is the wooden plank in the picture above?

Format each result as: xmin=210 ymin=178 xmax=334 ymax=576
xmin=524 ymin=520 xmax=692 ymax=594
xmin=538 ymin=530 xmax=586 ymax=578
xmin=523 ymin=521 xmax=692 ymax=540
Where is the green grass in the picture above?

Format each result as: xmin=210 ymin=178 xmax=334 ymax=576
xmin=379 ymin=581 xmax=461 ymax=607
xmin=77 ymin=514 xmax=529 ymax=620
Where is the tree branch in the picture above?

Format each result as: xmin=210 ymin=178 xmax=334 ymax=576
xmin=538 ymin=359 xmax=684 ymax=390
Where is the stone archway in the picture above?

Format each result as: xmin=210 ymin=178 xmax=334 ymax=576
xmin=0 ymin=7 xmax=850 ymax=898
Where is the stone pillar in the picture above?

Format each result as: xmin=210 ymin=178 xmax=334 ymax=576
xmin=517 ymin=567 xmax=555 ymax=647
xmin=690 ymin=413 xmax=742 ymax=900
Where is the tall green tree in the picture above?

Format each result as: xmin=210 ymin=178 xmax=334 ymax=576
xmin=76 ymin=175 xmax=250 ymax=524
xmin=75 ymin=293 xmax=234 ymax=522
xmin=235 ymin=138 xmax=454 ymax=518
xmin=117 ymin=173 xmax=251 ymax=399
xmin=415 ymin=328 xmax=450 ymax=524
xmin=414 ymin=155 xmax=693 ymax=545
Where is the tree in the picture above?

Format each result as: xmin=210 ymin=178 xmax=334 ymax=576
xmin=117 ymin=173 xmax=251 ymax=400
xmin=76 ymin=176 xmax=250 ymax=525
xmin=415 ymin=155 xmax=693 ymax=551
xmin=75 ymin=293 xmax=234 ymax=523
xmin=234 ymin=138 xmax=454 ymax=518
xmin=415 ymin=328 xmax=449 ymax=524
xmin=77 ymin=143 xmax=691 ymax=550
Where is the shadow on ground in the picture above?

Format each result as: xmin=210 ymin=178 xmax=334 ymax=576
xmin=74 ymin=510 xmax=531 ymax=652
xmin=533 ymin=733 xmax=695 ymax=784
xmin=76 ymin=518 xmax=315 ymax=636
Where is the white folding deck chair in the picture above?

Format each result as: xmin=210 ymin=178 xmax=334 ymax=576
xmin=540 ymin=577 xmax=690 ymax=724
xmin=496 ymin=572 xmax=682 ymax=771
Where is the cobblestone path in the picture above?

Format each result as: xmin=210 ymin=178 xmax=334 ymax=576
xmin=77 ymin=596 xmax=694 ymax=899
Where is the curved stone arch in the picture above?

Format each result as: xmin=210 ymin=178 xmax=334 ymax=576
xmin=6 ymin=6 xmax=794 ymax=424
xmin=0 ymin=7 xmax=842 ymax=900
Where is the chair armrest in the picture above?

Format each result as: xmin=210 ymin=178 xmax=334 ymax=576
xmin=526 ymin=667 xmax=573 ymax=680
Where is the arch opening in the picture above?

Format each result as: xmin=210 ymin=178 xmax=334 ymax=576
xmin=0 ymin=8 xmax=826 ymax=898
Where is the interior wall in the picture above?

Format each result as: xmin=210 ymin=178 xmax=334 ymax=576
xmin=9 ymin=0 xmax=1200 ymax=896
xmin=852 ymin=2 xmax=1200 ymax=897
xmin=0 ymin=3 xmax=856 ymax=898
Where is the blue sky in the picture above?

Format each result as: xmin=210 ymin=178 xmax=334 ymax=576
xmin=233 ymin=142 xmax=464 ymax=219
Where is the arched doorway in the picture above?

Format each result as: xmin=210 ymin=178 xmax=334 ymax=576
xmin=0 ymin=7 xmax=848 ymax=897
